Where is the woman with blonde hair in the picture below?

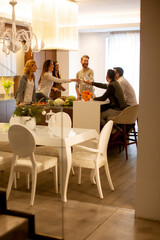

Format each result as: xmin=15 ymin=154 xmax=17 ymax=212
xmin=36 ymin=59 xmax=79 ymax=102
xmin=15 ymin=59 xmax=37 ymax=105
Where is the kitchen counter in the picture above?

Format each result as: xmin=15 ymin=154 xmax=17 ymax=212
xmin=0 ymin=97 xmax=15 ymax=101
xmin=37 ymin=105 xmax=73 ymax=126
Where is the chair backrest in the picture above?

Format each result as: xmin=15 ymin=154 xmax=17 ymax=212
xmin=48 ymin=112 xmax=72 ymax=137
xmin=98 ymin=120 xmax=113 ymax=154
xmin=55 ymin=112 xmax=72 ymax=128
xmin=49 ymin=112 xmax=71 ymax=128
xmin=8 ymin=124 xmax=35 ymax=158
xmin=109 ymin=104 xmax=139 ymax=124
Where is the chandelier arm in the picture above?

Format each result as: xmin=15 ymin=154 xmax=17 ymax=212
xmin=1 ymin=0 xmax=44 ymax=55
xmin=2 ymin=29 xmax=12 ymax=38
xmin=16 ymin=29 xmax=30 ymax=42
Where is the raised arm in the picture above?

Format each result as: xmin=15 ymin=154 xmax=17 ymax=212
xmin=44 ymin=72 xmax=79 ymax=83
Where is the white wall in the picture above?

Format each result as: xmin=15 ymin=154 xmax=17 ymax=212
xmin=0 ymin=46 xmax=24 ymax=95
xmin=69 ymin=32 xmax=109 ymax=97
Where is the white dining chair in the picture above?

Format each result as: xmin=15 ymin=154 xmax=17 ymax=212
xmin=35 ymin=112 xmax=72 ymax=155
xmin=35 ymin=112 xmax=75 ymax=175
xmin=65 ymin=120 xmax=114 ymax=199
xmin=6 ymin=124 xmax=58 ymax=206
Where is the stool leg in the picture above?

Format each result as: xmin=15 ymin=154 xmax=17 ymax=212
xmin=124 ymin=124 xmax=128 ymax=160
xmin=133 ymin=125 xmax=137 ymax=146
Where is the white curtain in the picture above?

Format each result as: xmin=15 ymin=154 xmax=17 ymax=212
xmin=106 ymin=31 xmax=140 ymax=102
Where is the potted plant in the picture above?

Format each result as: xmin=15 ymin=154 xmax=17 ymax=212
xmin=11 ymin=105 xmax=47 ymax=130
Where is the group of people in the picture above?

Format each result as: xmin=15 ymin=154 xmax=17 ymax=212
xmin=74 ymin=55 xmax=137 ymax=127
xmin=15 ymin=59 xmax=79 ymax=105
xmin=15 ymin=55 xmax=137 ymax=127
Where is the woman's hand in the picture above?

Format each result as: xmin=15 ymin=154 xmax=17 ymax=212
xmin=61 ymin=86 xmax=66 ymax=91
xmin=71 ymin=78 xmax=80 ymax=82
xmin=52 ymin=87 xmax=60 ymax=92
xmin=19 ymin=102 xmax=24 ymax=106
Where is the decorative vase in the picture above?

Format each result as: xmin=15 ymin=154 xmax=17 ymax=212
xmin=9 ymin=116 xmax=36 ymax=130
xmin=9 ymin=115 xmax=20 ymax=125
xmin=4 ymin=89 xmax=10 ymax=99
xmin=21 ymin=117 xmax=36 ymax=130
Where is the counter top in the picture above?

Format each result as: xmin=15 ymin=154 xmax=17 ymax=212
xmin=0 ymin=98 xmax=15 ymax=102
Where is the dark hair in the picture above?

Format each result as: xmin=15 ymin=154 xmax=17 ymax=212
xmin=38 ymin=60 xmax=52 ymax=84
xmin=81 ymin=55 xmax=89 ymax=61
xmin=52 ymin=61 xmax=60 ymax=78
xmin=107 ymin=69 xmax=115 ymax=80
xmin=113 ymin=67 xmax=124 ymax=77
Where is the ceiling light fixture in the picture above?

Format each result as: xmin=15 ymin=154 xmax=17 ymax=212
xmin=32 ymin=0 xmax=78 ymax=51
xmin=0 ymin=0 xmax=44 ymax=55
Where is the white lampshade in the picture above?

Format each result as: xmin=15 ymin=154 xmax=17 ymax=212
xmin=32 ymin=0 xmax=78 ymax=50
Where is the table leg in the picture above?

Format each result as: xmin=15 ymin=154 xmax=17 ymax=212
xmin=58 ymin=147 xmax=72 ymax=202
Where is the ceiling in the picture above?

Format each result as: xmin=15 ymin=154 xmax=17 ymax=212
xmin=0 ymin=0 xmax=141 ymax=33
xmin=74 ymin=0 xmax=140 ymax=32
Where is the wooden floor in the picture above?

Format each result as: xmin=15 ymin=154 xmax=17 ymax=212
xmin=67 ymin=144 xmax=137 ymax=209
xmin=0 ymin=144 xmax=137 ymax=210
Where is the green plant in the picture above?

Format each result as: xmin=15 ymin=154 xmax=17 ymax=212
xmin=13 ymin=105 xmax=46 ymax=123
xmin=63 ymin=96 xmax=76 ymax=106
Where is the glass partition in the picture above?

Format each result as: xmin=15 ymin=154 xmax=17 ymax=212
xmin=0 ymin=95 xmax=138 ymax=240
xmin=0 ymin=105 xmax=66 ymax=239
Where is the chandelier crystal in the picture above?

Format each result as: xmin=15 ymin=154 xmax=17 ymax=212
xmin=0 ymin=0 xmax=44 ymax=55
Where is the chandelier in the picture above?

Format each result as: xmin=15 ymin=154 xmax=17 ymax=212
xmin=0 ymin=0 xmax=44 ymax=55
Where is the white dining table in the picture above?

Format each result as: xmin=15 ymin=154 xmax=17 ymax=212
xmin=0 ymin=123 xmax=98 ymax=202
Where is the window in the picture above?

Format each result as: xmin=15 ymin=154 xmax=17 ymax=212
xmin=106 ymin=31 xmax=140 ymax=102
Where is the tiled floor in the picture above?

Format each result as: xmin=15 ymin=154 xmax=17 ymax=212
xmin=6 ymin=192 xmax=160 ymax=240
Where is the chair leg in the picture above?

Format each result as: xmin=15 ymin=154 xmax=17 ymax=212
xmin=54 ymin=165 xmax=58 ymax=194
xmin=123 ymin=124 xmax=128 ymax=160
xmin=133 ymin=125 xmax=137 ymax=146
xmin=95 ymin=166 xmax=103 ymax=199
xmin=90 ymin=169 xmax=96 ymax=185
xmin=78 ymin=167 xmax=82 ymax=184
xmin=13 ymin=172 xmax=17 ymax=189
xmin=26 ymin=174 xmax=30 ymax=189
xmin=71 ymin=167 xmax=75 ymax=175
xmin=30 ymin=169 xmax=37 ymax=206
xmin=104 ymin=161 xmax=114 ymax=191
xmin=6 ymin=167 xmax=15 ymax=200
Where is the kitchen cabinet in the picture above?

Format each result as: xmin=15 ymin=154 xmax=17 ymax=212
xmin=0 ymin=99 xmax=16 ymax=122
